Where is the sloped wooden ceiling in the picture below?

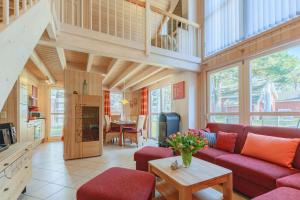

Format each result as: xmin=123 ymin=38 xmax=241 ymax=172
xmin=35 ymin=45 xmax=64 ymax=82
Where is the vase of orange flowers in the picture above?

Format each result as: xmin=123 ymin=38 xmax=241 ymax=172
xmin=167 ymin=131 xmax=208 ymax=168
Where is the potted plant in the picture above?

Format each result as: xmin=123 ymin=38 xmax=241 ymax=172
xmin=167 ymin=132 xmax=208 ymax=168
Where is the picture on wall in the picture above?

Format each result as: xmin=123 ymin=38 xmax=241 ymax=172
xmin=173 ymin=81 xmax=185 ymax=100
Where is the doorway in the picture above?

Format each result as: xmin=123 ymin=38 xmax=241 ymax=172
xmin=50 ymin=88 xmax=64 ymax=140
xmin=149 ymin=85 xmax=172 ymax=139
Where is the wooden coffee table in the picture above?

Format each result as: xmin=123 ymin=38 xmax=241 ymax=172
xmin=149 ymin=156 xmax=233 ymax=200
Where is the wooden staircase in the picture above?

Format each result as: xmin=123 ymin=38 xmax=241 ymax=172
xmin=0 ymin=0 xmax=52 ymax=111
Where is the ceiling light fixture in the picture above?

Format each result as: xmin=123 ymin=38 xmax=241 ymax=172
xmin=120 ymin=80 xmax=129 ymax=105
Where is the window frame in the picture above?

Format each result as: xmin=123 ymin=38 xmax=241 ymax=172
xmin=49 ymin=87 xmax=65 ymax=140
xmin=206 ymin=43 xmax=300 ymax=128
xmin=110 ymin=91 xmax=123 ymax=115
xmin=206 ymin=63 xmax=243 ymax=124
xmin=245 ymin=46 xmax=300 ymax=127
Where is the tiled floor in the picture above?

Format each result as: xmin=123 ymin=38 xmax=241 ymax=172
xmin=18 ymin=141 xmax=248 ymax=200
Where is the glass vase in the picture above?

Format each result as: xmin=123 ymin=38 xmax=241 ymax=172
xmin=181 ymin=151 xmax=192 ymax=168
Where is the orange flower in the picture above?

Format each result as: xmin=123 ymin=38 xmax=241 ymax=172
xmin=190 ymin=146 xmax=195 ymax=150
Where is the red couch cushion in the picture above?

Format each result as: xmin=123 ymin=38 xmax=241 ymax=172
xmin=207 ymin=123 xmax=246 ymax=153
xmin=77 ymin=167 xmax=155 ymax=200
xmin=243 ymin=126 xmax=300 ymax=169
xmin=215 ymin=154 xmax=298 ymax=189
xmin=134 ymin=146 xmax=174 ymax=171
xmin=215 ymin=131 xmax=238 ymax=153
xmin=252 ymin=187 xmax=300 ymax=200
xmin=277 ymin=173 xmax=300 ymax=190
xmin=194 ymin=148 xmax=231 ymax=164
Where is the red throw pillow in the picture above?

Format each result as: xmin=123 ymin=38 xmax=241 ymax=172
xmin=215 ymin=131 xmax=238 ymax=153
xmin=241 ymin=133 xmax=300 ymax=168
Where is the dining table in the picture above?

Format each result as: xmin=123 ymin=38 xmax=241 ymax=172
xmin=111 ymin=120 xmax=136 ymax=146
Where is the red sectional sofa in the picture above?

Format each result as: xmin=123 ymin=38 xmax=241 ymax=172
xmin=194 ymin=123 xmax=300 ymax=198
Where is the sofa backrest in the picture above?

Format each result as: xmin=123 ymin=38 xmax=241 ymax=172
xmin=206 ymin=123 xmax=246 ymax=153
xmin=243 ymin=126 xmax=300 ymax=169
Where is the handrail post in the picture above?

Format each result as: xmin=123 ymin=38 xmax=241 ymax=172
xmin=145 ymin=0 xmax=151 ymax=55
xmin=22 ymin=0 xmax=27 ymax=12
xmin=3 ymin=0 xmax=9 ymax=25
xmin=15 ymin=0 xmax=20 ymax=17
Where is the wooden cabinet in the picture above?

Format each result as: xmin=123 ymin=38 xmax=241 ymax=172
xmin=64 ymin=94 xmax=103 ymax=160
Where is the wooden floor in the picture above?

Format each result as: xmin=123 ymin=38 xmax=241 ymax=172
xmin=18 ymin=142 xmax=249 ymax=200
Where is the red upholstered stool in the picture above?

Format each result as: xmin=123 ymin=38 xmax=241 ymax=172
xmin=276 ymin=173 xmax=300 ymax=190
xmin=134 ymin=146 xmax=174 ymax=171
xmin=252 ymin=187 xmax=300 ymax=200
xmin=77 ymin=167 xmax=155 ymax=200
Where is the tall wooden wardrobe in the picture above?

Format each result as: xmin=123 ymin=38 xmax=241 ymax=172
xmin=63 ymin=69 xmax=103 ymax=160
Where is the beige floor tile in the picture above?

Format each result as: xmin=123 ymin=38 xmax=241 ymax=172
xmin=24 ymin=179 xmax=49 ymax=194
xmin=46 ymin=188 xmax=76 ymax=200
xmin=18 ymin=194 xmax=41 ymax=200
xmin=27 ymin=183 xmax=64 ymax=199
xmin=47 ymin=174 xmax=83 ymax=188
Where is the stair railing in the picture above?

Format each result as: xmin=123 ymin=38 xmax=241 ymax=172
xmin=54 ymin=0 xmax=201 ymax=58
xmin=1 ymin=0 xmax=39 ymax=27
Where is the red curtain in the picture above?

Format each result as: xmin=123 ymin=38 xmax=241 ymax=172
xmin=140 ymin=87 xmax=148 ymax=115
xmin=104 ymin=90 xmax=111 ymax=116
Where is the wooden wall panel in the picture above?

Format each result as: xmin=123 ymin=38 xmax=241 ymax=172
xmin=0 ymin=84 xmax=17 ymax=126
xmin=64 ymin=69 xmax=103 ymax=95
xmin=202 ymin=17 xmax=300 ymax=71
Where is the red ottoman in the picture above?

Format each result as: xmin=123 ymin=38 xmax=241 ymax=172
xmin=134 ymin=146 xmax=174 ymax=171
xmin=252 ymin=187 xmax=300 ymax=200
xmin=77 ymin=167 xmax=155 ymax=200
xmin=277 ymin=173 xmax=300 ymax=190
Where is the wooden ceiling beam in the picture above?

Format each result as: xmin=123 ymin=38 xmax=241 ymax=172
xmin=56 ymin=47 xmax=67 ymax=69
xmin=86 ymin=54 xmax=94 ymax=72
xmin=30 ymin=51 xmax=55 ymax=84
xmin=46 ymin=18 xmax=67 ymax=70
xmin=109 ymin=63 xmax=144 ymax=89
xmin=123 ymin=66 xmax=163 ymax=90
xmin=103 ymin=58 xmax=121 ymax=83
xmin=131 ymin=69 xmax=175 ymax=91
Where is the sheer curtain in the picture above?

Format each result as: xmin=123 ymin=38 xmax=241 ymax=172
xmin=205 ymin=0 xmax=300 ymax=56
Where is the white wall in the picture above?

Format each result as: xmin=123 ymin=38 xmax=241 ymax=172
xmin=148 ymin=71 xmax=199 ymax=131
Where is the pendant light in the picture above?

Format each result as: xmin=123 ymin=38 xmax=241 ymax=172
xmin=120 ymin=80 xmax=129 ymax=105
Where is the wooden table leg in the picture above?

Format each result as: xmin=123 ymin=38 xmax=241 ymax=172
xmin=119 ymin=125 xmax=123 ymax=146
xmin=179 ymin=187 xmax=192 ymax=200
xmin=223 ymin=173 xmax=233 ymax=200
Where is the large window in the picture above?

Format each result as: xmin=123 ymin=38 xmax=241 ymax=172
xmin=205 ymin=0 xmax=300 ymax=56
xmin=208 ymin=66 xmax=240 ymax=124
xmin=110 ymin=92 xmax=123 ymax=115
xmin=207 ymin=45 xmax=300 ymax=128
xmin=249 ymin=46 xmax=300 ymax=128
xmin=150 ymin=85 xmax=172 ymax=139
xmin=50 ymin=88 xmax=64 ymax=137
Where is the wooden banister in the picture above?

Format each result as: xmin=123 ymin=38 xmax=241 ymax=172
xmin=54 ymin=0 xmax=201 ymax=58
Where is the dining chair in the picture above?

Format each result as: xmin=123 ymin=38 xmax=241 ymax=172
xmin=104 ymin=115 xmax=119 ymax=144
xmin=141 ymin=115 xmax=148 ymax=143
xmin=123 ymin=115 xmax=146 ymax=147
xmin=111 ymin=114 xmax=121 ymax=122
